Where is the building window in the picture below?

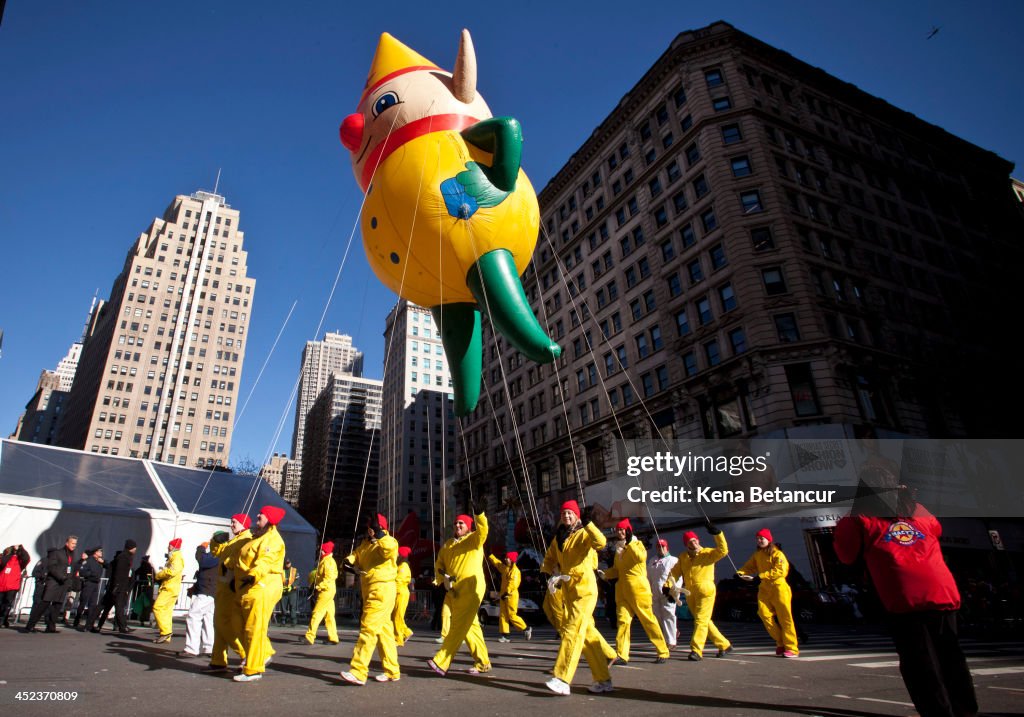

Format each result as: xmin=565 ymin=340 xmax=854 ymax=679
xmin=773 ymin=313 xmax=799 ymax=343
xmin=682 ymin=351 xmax=698 ymax=377
xmin=751 ymin=226 xmax=775 ymax=251
xmin=680 ymin=224 xmax=696 ymax=248
xmin=712 ymin=97 xmax=732 ymax=112
xmin=762 ymin=267 xmax=787 ymax=295
xmin=673 ymin=191 xmax=688 ymax=214
xmin=785 ymin=363 xmax=821 ymax=416
xmin=661 ymin=239 xmax=676 ymax=262
xmin=685 ymin=143 xmax=701 ymax=167
xmin=718 ymin=282 xmax=737 ymax=311
xmin=676 ymin=308 xmax=691 ymax=336
xmin=697 ymin=296 xmax=713 ymax=325
xmin=667 ymin=273 xmax=682 ymax=297
xmin=700 ymin=208 xmax=718 ymax=233
xmin=722 ymin=124 xmax=742 ymax=144
xmin=740 ymin=190 xmax=764 ymax=213
xmin=728 ymin=327 xmax=747 ymax=354
xmin=654 ymin=205 xmax=668 ymax=227
xmin=705 ymin=69 xmax=724 ymax=87
xmin=666 ymin=161 xmax=681 ymax=183
xmin=656 ymin=365 xmax=670 ymax=391
xmin=704 ymin=339 xmax=722 ymax=366
xmin=688 ymin=259 xmax=704 ymax=285
xmin=680 ymin=114 xmax=693 ymax=131
xmin=635 ymin=334 xmax=650 ymax=359
xmin=709 ymin=243 xmax=727 ymax=270
xmin=641 ymin=372 xmax=655 ymax=397
xmin=674 ymin=85 xmax=687 ymax=107
xmin=650 ymin=325 xmax=663 ymax=351
xmin=649 ymin=177 xmax=663 ymax=198
xmin=693 ymin=174 xmax=709 ymax=198
xmin=731 ymin=156 xmax=752 ymax=177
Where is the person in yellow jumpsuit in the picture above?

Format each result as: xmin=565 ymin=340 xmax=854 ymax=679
xmin=487 ymin=551 xmax=533 ymax=642
xmin=544 ymin=500 xmax=613 ymax=696
xmin=542 ymin=547 xmax=616 ymax=662
xmin=232 ymin=505 xmax=287 ymax=682
xmin=600 ymin=519 xmax=669 ymax=664
xmin=203 ymin=514 xmax=251 ymax=673
xmin=304 ymin=541 xmax=339 ymax=645
xmin=427 ymin=512 xmax=491 ymax=676
xmin=152 ymin=538 xmax=184 ymax=643
xmin=667 ymin=522 xmax=732 ymax=661
xmin=393 ymin=546 xmax=414 ymax=646
xmin=737 ymin=528 xmax=799 ymax=657
xmin=340 ymin=514 xmax=400 ymax=685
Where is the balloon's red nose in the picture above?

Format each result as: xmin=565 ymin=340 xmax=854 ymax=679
xmin=340 ymin=113 xmax=364 ymax=152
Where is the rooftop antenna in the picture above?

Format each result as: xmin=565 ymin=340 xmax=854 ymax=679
xmin=213 ymin=168 xmax=222 ymax=195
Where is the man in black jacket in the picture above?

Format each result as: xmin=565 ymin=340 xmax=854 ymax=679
xmin=94 ymin=539 xmax=137 ymax=634
xmin=74 ymin=547 xmax=105 ymax=631
xmin=21 ymin=535 xmax=77 ymax=633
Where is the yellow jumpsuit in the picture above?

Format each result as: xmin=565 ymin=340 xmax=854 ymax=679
xmin=209 ymin=529 xmax=249 ymax=667
xmin=432 ymin=512 xmax=491 ymax=673
xmin=234 ymin=525 xmax=286 ymax=676
xmin=738 ymin=545 xmax=799 ymax=655
xmin=346 ymin=532 xmax=400 ymax=682
xmin=487 ymin=555 xmax=528 ymax=635
xmin=542 ymin=546 xmax=616 ymax=660
xmin=153 ymin=549 xmax=184 ymax=637
xmin=603 ymin=538 xmax=669 ymax=661
xmin=392 ymin=561 xmax=413 ymax=646
xmin=544 ymin=522 xmax=612 ymax=685
xmin=305 ymin=554 xmax=338 ymax=644
xmin=668 ymin=533 xmax=731 ymax=657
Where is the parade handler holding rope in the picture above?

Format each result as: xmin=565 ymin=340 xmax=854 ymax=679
xmin=340 ymin=514 xmax=401 ymax=685
xmin=428 ymin=511 xmax=491 ymax=676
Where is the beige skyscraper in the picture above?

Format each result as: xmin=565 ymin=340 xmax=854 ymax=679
xmin=58 ymin=190 xmax=255 ymax=467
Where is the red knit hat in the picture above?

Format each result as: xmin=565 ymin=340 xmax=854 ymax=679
xmin=321 ymin=542 xmax=334 ymax=555
xmin=231 ymin=513 xmax=252 ymax=530
xmin=506 ymin=551 xmax=519 ymax=564
xmin=756 ymin=528 xmax=773 ymax=542
xmin=561 ymin=500 xmax=580 ymax=519
xmin=658 ymin=538 xmax=669 ymax=548
xmin=616 ymin=518 xmax=632 ymax=530
xmin=454 ymin=514 xmax=473 ymax=529
xmin=398 ymin=546 xmax=412 ymax=558
xmin=683 ymin=531 xmax=699 ymax=545
xmin=376 ymin=513 xmax=388 ymax=531
xmin=260 ymin=505 xmax=286 ymax=526
xmin=168 ymin=538 xmax=182 ymax=550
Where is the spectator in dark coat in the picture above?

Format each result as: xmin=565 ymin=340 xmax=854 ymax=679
xmin=0 ymin=545 xmax=31 ymax=628
xmin=21 ymin=535 xmax=78 ymax=633
xmin=131 ymin=555 xmax=155 ymax=626
xmin=73 ymin=547 xmax=105 ymax=631
xmin=95 ymin=539 xmax=137 ymax=634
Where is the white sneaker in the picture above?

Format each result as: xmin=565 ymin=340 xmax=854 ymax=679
xmin=233 ymin=673 xmax=262 ymax=683
xmin=497 ymin=636 xmax=510 ymax=643
xmin=434 ymin=636 xmax=444 ymax=644
xmin=264 ymin=655 xmax=273 ymax=667
xmin=524 ymin=627 xmax=533 ymax=641
xmin=545 ymin=677 xmax=571 ymax=696
xmin=374 ymin=673 xmax=400 ymax=682
xmin=340 ymin=671 xmax=366 ymax=686
xmin=587 ymin=680 xmax=613 ymax=694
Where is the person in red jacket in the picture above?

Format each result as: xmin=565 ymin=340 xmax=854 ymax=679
xmin=1 ymin=545 xmax=31 ymax=628
xmin=834 ymin=466 xmax=978 ymax=717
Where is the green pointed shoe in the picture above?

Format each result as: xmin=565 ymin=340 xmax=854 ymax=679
xmin=431 ymin=303 xmax=482 ymax=417
xmin=466 ymin=249 xmax=562 ymax=364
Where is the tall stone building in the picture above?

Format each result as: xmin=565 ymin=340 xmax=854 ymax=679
xmin=299 ymin=374 xmax=382 ymax=542
xmin=259 ymin=452 xmax=290 ymax=495
xmin=378 ymin=301 xmax=455 ymax=538
xmin=288 ymin=332 xmax=364 ymax=485
xmin=58 ymin=190 xmax=255 ymax=467
xmin=455 ymin=21 xmax=1023 ymax=534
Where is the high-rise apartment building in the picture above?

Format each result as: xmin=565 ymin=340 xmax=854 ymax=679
xmin=455 ymin=21 xmax=1023 ymax=532
xmin=289 ymin=332 xmax=364 ymax=480
xmin=299 ymin=374 xmax=382 ymax=541
xmin=58 ymin=190 xmax=255 ymax=467
xmin=378 ymin=301 xmax=456 ymax=537
xmin=11 ymin=370 xmax=65 ymax=445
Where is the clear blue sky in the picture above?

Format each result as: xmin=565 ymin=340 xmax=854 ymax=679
xmin=1 ymin=1 xmax=1021 ymax=467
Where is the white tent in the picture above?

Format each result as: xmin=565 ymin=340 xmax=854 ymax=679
xmin=0 ymin=439 xmax=317 ymax=616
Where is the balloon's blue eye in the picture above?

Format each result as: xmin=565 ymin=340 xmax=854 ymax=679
xmin=373 ymin=92 xmax=399 ymax=117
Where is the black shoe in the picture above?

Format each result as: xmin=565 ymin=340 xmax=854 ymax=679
xmin=117 ymin=629 xmax=132 ymax=635
xmin=89 ymin=628 xmax=101 ymax=633
xmin=654 ymin=656 xmax=667 ymax=664
xmin=75 ymin=626 xmax=87 ymax=632
xmin=44 ymin=628 xmax=59 ymax=633
xmin=19 ymin=627 xmax=39 ymax=634
xmin=687 ymin=652 xmax=703 ymax=661
xmin=200 ymin=664 xmax=230 ymax=674
xmin=716 ymin=646 xmax=733 ymax=658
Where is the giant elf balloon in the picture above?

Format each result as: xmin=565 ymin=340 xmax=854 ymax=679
xmin=339 ymin=30 xmax=561 ymax=416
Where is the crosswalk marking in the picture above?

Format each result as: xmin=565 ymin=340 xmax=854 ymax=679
xmin=972 ymin=666 xmax=1024 ymax=676
xmin=834 ymin=694 xmax=915 ymax=708
xmin=852 ymin=655 xmax=1023 ymax=669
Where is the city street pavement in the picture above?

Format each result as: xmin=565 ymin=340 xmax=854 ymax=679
xmin=1 ymin=619 xmax=1022 ymax=716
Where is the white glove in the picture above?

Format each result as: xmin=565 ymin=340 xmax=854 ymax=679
xmin=443 ymin=573 xmax=454 ymax=592
xmin=547 ymin=574 xmax=570 ymax=595
xmin=595 ymin=569 xmax=606 ymax=580
xmin=739 ymin=574 xmax=754 ymax=582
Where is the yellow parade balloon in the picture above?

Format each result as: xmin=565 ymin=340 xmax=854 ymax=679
xmin=339 ymin=30 xmax=560 ymax=415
